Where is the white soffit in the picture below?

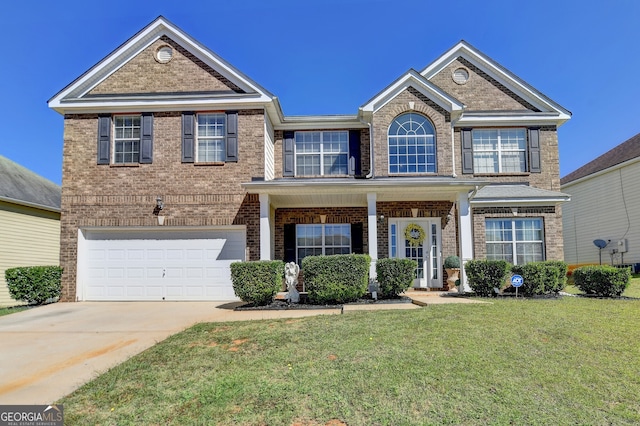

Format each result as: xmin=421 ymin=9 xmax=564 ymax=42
xmin=360 ymin=69 xmax=464 ymax=114
xmin=48 ymin=16 xmax=274 ymax=111
xmin=421 ymin=41 xmax=571 ymax=122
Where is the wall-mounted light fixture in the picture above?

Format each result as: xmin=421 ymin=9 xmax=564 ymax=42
xmin=155 ymin=196 xmax=165 ymax=225
xmin=446 ymin=213 xmax=453 ymax=225
xmin=378 ymin=214 xmax=385 ymax=223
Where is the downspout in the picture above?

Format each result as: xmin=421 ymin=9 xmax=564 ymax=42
xmin=359 ymin=117 xmax=374 ymax=178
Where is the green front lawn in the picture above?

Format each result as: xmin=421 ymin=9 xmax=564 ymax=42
xmin=0 ymin=306 xmax=28 ymax=317
xmin=61 ymin=298 xmax=640 ymax=425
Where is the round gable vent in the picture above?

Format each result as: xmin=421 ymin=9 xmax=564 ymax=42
xmin=452 ymin=67 xmax=469 ymax=85
xmin=155 ymin=45 xmax=174 ymax=63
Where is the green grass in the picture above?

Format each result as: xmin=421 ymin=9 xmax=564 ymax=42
xmin=565 ymin=274 xmax=640 ymax=298
xmin=0 ymin=305 xmax=28 ymax=317
xmin=61 ymin=298 xmax=640 ymax=425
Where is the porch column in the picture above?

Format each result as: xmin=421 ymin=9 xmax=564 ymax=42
xmin=259 ymin=193 xmax=272 ymax=260
xmin=367 ymin=192 xmax=378 ymax=279
xmin=457 ymin=191 xmax=473 ymax=291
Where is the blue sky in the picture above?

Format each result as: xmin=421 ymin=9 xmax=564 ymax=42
xmin=2 ymin=0 xmax=639 ymax=185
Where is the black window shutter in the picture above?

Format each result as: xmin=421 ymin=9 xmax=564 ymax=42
xmin=283 ymin=131 xmax=295 ymax=177
xmin=182 ymin=112 xmax=195 ymax=163
xmin=351 ymin=222 xmax=364 ymax=254
xmin=349 ymin=130 xmax=361 ymax=176
xmin=139 ymin=113 xmax=153 ymax=164
xmin=461 ymin=128 xmax=474 ymax=174
xmin=226 ymin=111 xmax=238 ymax=162
xmin=528 ymin=128 xmax=541 ymax=173
xmin=284 ymin=223 xmax=296 ymax=263
xmin=97 ymin=115 xmax=111 ymax=165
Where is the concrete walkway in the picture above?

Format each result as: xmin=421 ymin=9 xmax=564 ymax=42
xmin=0 ymin=293 xmax=482 ymax=405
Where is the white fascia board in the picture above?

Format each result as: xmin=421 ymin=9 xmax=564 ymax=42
xmin=470 ymin=197 xmax=570 ymax=207
xmin=0 ymin=196 xmax=61 ymax=214
xmin=456 ymin=113 xmax=569 ymax=127
xmin=276 ymin=116 xmax=368 ymax=130
xmin=49 ymin=17 xmax=273 ymax=109
xmin=421 ymin=42 xmax=571 ymax=119
xmin=360 ymin=71 xmax=464 ymax=114
xmin=51 ymin=96 xmax=273 ymax=115
xmin=561 ymin=156 xmax=640 ymax=189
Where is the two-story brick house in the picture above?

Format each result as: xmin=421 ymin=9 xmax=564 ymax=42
xmin=48 ymin=17 xmax=571 ymax=301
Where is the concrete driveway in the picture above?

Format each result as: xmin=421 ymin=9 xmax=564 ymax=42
xmin=0 ymin=301 xmax=340 ymax=405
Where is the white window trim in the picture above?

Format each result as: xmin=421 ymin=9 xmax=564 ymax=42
xmin=196 ymin=113 xmax=226 ymax=163
xmin=112 ymin=114 xmax=141 ymax=164
xmin=294 ymin=131 xmax=349 ymax=176
xmin=295 ymin=223 xmax=351 ymax=264
xmin=485 ymin=218 xmax=545 ymax=264
xmin=387 ymin=113 xmax=437 ymax=174
xmin=472 ymin=128 xmax=527 ymax=173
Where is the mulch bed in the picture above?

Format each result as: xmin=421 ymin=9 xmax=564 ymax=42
xmin=235 ymin=296 xmax=413 ymax=311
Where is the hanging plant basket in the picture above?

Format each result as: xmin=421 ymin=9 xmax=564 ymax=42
xmin=404 ymin=223 xmax=426 ymax=247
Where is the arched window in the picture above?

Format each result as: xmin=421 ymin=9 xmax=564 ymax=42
xmin=388 ymin=113 xmax=436 ymax=174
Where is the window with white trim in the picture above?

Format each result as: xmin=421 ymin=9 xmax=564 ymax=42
xmin=485 ymin=218 xmax=544 ymax=264
xmin=197 ymin=113 xmax=226 ymax=162
xmin=473 ymin=129 xmax=526 ymax=173
xmin=295 ymin=131 xmax=348 ymax=176
xmin=296 ymin=224 xmax=351 ymax=263
xmin=388 ymin=113 xmax=436 ymax=174
xmin=113 ymin=115 xmax=141 ymax=164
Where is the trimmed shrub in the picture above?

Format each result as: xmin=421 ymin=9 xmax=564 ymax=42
xmin=465 ymin=260 xmax=510 ymax=297
xmin=303 ymin=254 xmax=370 ymax=304
xmin=443 ymin=255 xmax=460 ymax=269
xmin=510 ymin=261 xmax=568 ymax=296
xmin=5 ymin=266 xmax=63 ymax=305
xmin=573 ymin=265 xmax=631 ymax=297
xmin=376 ymin=258 xmax=417 ymax=299
xmin=230 ymin=260 xmax=284 ymax=306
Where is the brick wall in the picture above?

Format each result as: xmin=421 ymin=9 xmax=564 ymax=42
xmin=429 ymin=57 xmax=538 ymax=111
xmin=89 ymin=36 xmax=242 ymax=95
xmin=60 ymin=110 xmax=264 ymax=301
xmin=372 ymin=88 xmax=452 ymax=177
xmin=471 ymin=206 xmax=564 ymax=261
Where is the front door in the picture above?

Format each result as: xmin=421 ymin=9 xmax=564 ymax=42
xmin=389 ymin=219 xmax=442 ymax=288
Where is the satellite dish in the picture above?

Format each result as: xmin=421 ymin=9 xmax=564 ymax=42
xmin=593 ymin=239 xmax=607 ymax=249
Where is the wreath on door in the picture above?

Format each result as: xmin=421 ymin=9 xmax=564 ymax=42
xmin=404 ymin=223 xmax=426 ymax=247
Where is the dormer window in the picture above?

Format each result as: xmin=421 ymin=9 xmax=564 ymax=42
xmin=388 ymin=113 xmax=436 ymax=174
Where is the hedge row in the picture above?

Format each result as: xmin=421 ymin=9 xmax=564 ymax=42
xmin=5 ymin=266 xmax=63 ymax=305
xmin=375 ymin=258 xmax=417 ymax=299
xmin=573 ymin=265 xmax=631 ymax=297
xmin=303 ymin=254 xmax=370 ymax=304
xmin=230 ymin=260 xmax=284 ymax=306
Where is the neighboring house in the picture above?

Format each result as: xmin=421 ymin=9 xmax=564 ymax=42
xmin=0 ymin=156 xmax=61 ymax=306
xmin=561 ymin=132 xmax=640 ymax=270
xmin=48 ymin=16 xmax=571 ymax=302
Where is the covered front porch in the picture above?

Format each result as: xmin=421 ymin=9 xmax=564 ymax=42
xmin=244 ymin=177 xmax=489 ymax=290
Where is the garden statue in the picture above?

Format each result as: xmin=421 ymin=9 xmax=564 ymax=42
xmin=285 ymin=262 xmax=300 ymax=303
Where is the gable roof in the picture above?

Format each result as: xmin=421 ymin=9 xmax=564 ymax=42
xmin=0 ymin=156 xmax=61 ymax=212
xmin=48 ymin=16 xmax=275 ymax=115
xmin=561 ymin=132 xmax=640 ymax=185
xmin=360 ymin=69 xmax=465 ymax=116
xmin=422 ymin=40 xmax=571 ymax=125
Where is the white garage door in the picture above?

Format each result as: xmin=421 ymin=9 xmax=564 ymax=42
xmin=79 ymin=229 xmax=245 ymax=301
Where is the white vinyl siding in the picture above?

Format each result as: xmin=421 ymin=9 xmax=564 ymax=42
xmin=0 ymin=203 xmax=60 ymax=306
xmin=562 ymin=160 xmax=640 ymax=266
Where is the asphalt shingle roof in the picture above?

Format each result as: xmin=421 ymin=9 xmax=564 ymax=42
xmin=0 ymin=156 xmax=61 ymax=211
xmin=561 ymin=132 xmax=640 ymax=185
xmin=472 ymin=184 xmax=570 ymax=201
